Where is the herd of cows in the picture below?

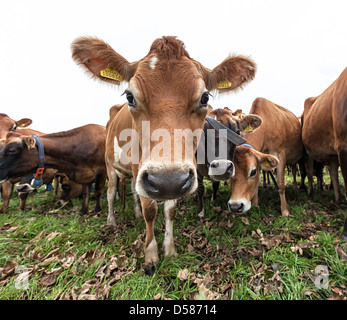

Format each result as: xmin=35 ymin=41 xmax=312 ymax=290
xmin=0 ymin=36 xmax=346 ymax=272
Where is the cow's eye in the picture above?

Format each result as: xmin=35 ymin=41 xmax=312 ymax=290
xmin=200 ymin=92 xmax=210 ymax=108
xmin=250 ymin=168 xmax=257 ymax=177
xmin=6 ymin=147 xmax=17 ymax=155
xmin=125 ymin=91 xmax=136 ymax=107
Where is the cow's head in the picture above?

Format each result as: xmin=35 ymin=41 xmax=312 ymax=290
xmin=55 ymin=173 xmax=83 ymax=206
xmin=204 ymin=108 xmax=262 ymax=181
xmin=0 ymin=132 xmax=38 ymax=184
xmin=71 ymin=36 xmax=256 ymax=200
xmin=228 ymin=146 xmax=279 ymax=213
xmin=0 ymin=113 xmax=32 ymax=140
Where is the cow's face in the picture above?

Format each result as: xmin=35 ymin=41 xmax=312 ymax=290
xmin=0 ymin=132 xmax=37 ymax=184
xmin=0 ymin=113 xmax=32 ymax=140
xmin=57 ymin=174 xmax=83 ymax=205
xmin=72 ymin=36 xmax=256 ymax=201
xmin=228 ymin=146 xmax=279 ymax=213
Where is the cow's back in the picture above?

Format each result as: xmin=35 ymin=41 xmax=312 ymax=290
xmin=302 ymin=68 xmax=347 ymax=162
xmin=332 ymin=67 xmax=347 ymax=151
xmin=248 ymin=98 xmax=303 ymax=164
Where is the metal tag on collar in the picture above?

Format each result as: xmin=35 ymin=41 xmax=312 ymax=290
xmin=31 ymin=168 xmax=44 ymax=188
xmin=205 ymin=116 xmax=246 ymax=146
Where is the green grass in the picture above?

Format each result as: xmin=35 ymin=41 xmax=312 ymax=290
xmin=0 ymin=170 xmax=346 ymax=300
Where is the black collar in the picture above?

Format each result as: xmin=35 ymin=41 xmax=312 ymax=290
xmin=205 ymin=116 xmax=246 ymax=146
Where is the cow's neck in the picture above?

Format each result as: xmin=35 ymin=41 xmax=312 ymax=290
xmin=242 ymin=132 xmax=263 ymax=151
xmin=37 ymin=134 xmax=80 ymax=174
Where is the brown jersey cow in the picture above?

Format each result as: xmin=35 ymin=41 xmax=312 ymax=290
xmin=302 ymin=67 xmax=347 ymax=240
xmin=228 ymin=98 xmax=304 ymax=217
xmin=71 ymin=35 xmax=256 ymax=272
xmin=0 ymin=124 xmax=107 ymax=215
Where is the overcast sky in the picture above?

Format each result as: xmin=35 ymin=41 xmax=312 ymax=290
xmin=0 ymin=0 xmax=346 ymax=133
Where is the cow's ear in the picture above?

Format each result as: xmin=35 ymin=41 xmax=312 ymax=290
xmin=24 ymin=136 xmax=36 ymax=149
xmin=16 ymin=118 xmax=32 ymax=128
xmin=71 ymin=37 xmax=138 ymax=85
xmin=239 ymin=115 xmax=262 ymax=133
xmin=204 ymin=55 xmax=256 ymax=93
xmin=206 ymin=104 xmax=213 ymax=115
xmin=258 ymin=153 xmax=279 ymax=171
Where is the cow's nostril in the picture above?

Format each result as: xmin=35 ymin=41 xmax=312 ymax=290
xmin=226 ymin=162 xmax=234 ymax=174
xmin=211 ymin=162 xmax=219 ymax=168
xmin=142 ymin=172 xmax=160 ymax=195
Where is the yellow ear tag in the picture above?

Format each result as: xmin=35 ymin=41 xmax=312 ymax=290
xmin=261 ymin=160 xmax=269 ymax=167
xmin=100 ymin=68 xmax=122 ymax=81
xmin=216 ymin=80 xmax=232 ymax=89
xmin=243 ymin=123 xmax=253 ymax=133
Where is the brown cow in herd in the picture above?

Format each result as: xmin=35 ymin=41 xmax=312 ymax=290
xmin=71 ymin=35 xmax=256 ymax=271
xmin=0 ymin=124 xmax=107 ymax=215
xmin=228 ymin=97 xmax=304 ymax=217
xmin=0 ymin=114 xmax=56 ymax=212
xmin=302 ymin=67 xmax=347 ymax=240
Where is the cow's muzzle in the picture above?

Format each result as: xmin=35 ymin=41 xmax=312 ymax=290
xmin=208 ymin=160 xmax=234 ymax=181
xmin=136 ymin=163 xmax=197 ymax=200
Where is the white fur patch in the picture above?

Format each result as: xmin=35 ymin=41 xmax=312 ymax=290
xmin=149 ymin=55 xmax=158 ymax=70
xmin=113 ymin=137 xmax=121 ymax=164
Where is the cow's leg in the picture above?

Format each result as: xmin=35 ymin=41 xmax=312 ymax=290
xmin=212 ymin=181 xmax=220 ymax=201
xmin=315 ymin=161 xmax=324 ymax=190
xmin=292 ymin=165 xmax=298 ymax=189
xmin=140 ymin=197 xmax=159 ymax=274
xmin=0 ymin=182 xmax=14 ymax=213
xmin=298 ymin=157 xmax=307 ymax=190
xmin=329 ymin=159 xmax=342 ymax=203
xmin=163 ymin=199 xmax=178 ymax=258
xmin=131 ymin=178 xmax=142 ymax=218
xmin=342 ymin=217 xmax=347 ymax=242
xmin=80 ymin=184 xmax=91 ymax=215
xmin=94 ymin=173 xmax=106 ymax=214
xmin=18 ymin=192 xmax=29 ymax=211
xmin=277 ymin=152 xmax=290 ymax=217
xmin=106 ymin=170 xmax=118 ymax=225
xmin=306 ymin=155 xmax=314 ymax=197
xmin=262 ymin=170 xmax=267 ymax=188
xmin=53 ymin=176 xmax=59 ymax=196
xmin=337 ymin=148 xmax=347 ymax=200
xmin=197 ymin=175 xmax=205 ymax=219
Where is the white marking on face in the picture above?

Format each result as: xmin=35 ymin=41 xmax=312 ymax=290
xmin=149 ymin=55 xmax=158 ymax=70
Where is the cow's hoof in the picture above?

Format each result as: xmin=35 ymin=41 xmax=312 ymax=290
xmin=144 ymin=262 xmax=160 ymax=276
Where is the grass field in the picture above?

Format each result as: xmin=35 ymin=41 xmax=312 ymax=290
xmin=0 ymin=171 xmax=346 ymax=300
